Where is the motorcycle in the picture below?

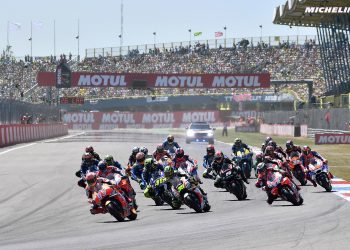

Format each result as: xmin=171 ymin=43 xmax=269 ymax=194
xmin=267 ymin=171 xmax=303 ymax=206
xmin=93 ymin=183 xmax=137 ymax=222
xmin=218 ymin=163 xmax=247 ymax=200
xmin=288 ymin=153 xmax=307 ymax=186
xmin=177 ymin=180 xmax=210 ymax=213
xmin=232 ymin=149 xmax=253 ymax=179
xmin=152 ymin=176 xmax=182 ymax=209
xmin=307 ymin=158 xmax=332 ymax=192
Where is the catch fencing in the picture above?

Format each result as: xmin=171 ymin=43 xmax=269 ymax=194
xmin=0 ymin=99 xmax=61 ymax=125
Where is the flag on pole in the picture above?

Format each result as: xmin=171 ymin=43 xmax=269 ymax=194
xmin=194 ymin=32 xmax=202 ymax=37
xmin=215 ymin=31 xmax=223 ymax=38
xmin=9 ymin=22 xmax=21 ymax=31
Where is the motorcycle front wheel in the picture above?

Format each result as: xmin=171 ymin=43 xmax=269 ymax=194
xmin=106 ymin=200 xmax=125 ymax=222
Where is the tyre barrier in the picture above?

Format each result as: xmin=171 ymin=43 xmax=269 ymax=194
xmin=0 ymin=123 xmax=68 ymax=148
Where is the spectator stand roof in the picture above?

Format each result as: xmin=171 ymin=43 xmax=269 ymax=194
xmin=273 ymin=0 xmax=350 ymax=28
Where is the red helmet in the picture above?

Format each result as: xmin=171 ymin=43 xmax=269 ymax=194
xmin=255 ymin=152 xmax=264 ymax=161
xmin=175 ymin=148 xmax=184 ymax=158
xmin=264 ymin=146 xmax=275 ymax=157
xmin=86 ymin=172 xmax=97 ymax=186
xmin=156 ymin=144 xmax=164 ymax=153
xmin=85 ymin=146 xmax=94 ymax=153
xmin=214 ymin=151 xmax=224 ymax=162
xmin=206 ymin=144 xmax=215 ymax=155
xmin=136 ymin=152 xmax=146 ymax=163
xmin=302 ymin=146 xmax=311 ymax=155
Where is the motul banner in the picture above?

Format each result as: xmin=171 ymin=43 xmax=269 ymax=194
xmin=315 ymin=133 xmax=350 ymax=145
xmin=37 ymin=72 xmax=270 ymax=88
xmin=62 ymin=111 xmax=221 ymax=130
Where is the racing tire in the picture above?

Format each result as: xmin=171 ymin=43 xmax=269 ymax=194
xmin=281 ymin=187 xmax=300 ymax=206
xmin=153 ymin=196 xmax=164 ymax=206
xmin=127 ymin=208 xmax=137 ymax=221
xmin=184 ymin=192 xmax=202 ymax=213
xmin=106 ymin=200 xmax=125 ymax=222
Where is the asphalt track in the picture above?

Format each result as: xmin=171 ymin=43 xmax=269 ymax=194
xmin=0 ymin=130 xmax=349 ymax=250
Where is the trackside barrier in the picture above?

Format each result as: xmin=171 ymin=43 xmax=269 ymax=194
xmin=0 ymin=123 xmax=68 ymax=148
xmin=260 ymin=124 xmax=308 ymax=137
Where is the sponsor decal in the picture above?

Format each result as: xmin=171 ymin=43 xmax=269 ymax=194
xmin=315 ymin=133 xmax=350 ymax=145
xmin=305 ymin=6 xmax=350 ymax=14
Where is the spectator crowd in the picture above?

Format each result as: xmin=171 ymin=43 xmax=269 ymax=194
xmin=0 ymin=39 xmax=324 ymax=102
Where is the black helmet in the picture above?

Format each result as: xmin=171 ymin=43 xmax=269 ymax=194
xmin=156 ymin=144 xmax=164 ymax=153
xmin=302 ymin=146 xmax=311 ymax=155
xmin=286 ymin=140 xmax=294 ymax=149
xmin=265 ymin=146 xmax=275 ymax=157
xmin=234 ymin=138 xmax=242 ymax=146
xmin=98 ymin=160 xmax=107 ymax=171
xmin=132 ymin=146 xmax=140 ymax=155
xmin=167 ymin=135 xmax=174 ymax=143
xmin=206 ymin=144 xmax=215 ymax=155
xmin=267 ymin=140 xmax=277 ymax=150
xmin=175 ymin=148 xmax=184 ymax=158
xmin=140 ymin=146 xmax=148 ymax=155
xmin=265 ymin=137 xmax=273 ymax=144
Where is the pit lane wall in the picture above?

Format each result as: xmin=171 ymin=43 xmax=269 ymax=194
xmin=62 ymin=111 xmax=222 ymax=129
xmin=260 ymin=124 xmax=308 ymax=137
xmin=0 ymin=124 xmax=68 ymax=148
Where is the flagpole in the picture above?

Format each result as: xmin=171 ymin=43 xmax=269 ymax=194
xmin=54 ymin=20 xmax=56 ymax=59
xmin=30 ymin=21 xmax=33 ymax=58
xmin=7 ymin=21 xmax=9 ymax=46
xmin=77 ymin=19 xmax=80 ymax=60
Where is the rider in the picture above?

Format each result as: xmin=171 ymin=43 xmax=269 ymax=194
xmin=212 ymin=151 xmax=249 ymax=188
xmin=255 ymin=162 xmax=288 ymax=205
xmin=130 ymin=152 xmax=147 ymax=189
xmin=203 ymin=144 xmax=215 ymax=169
xmin=253 ymin=152 xmax=264 ymax=177
xmin=153 ymin=144 xmax=171 ymax=161
xmin=266 ymin=140 xmax=288 ymax=159
xmin=299 ymin=146 xmax=332 ymax=186
xmin=104 ymin=155 xmax=123 ymax=171
xmin=173 ymin=148 xmax=195 ymax=169
xmin=76 ymin=153 xmax=99 ymax=188
xmin=261 ymin=136 xmax=273 ymax=153
xmin=142 ymin=158 xmax=164 ymax=185
xmin=285 ymin=140 xmax=302 ymax=157
xmin=231 ymin=138 xmax=253 ymax=167
xmin=162 ymin=135 xmax=181 ymax=154
xmin=85 ymin=146 xmax=101 ymax=161
xmin=97 ymin=160 xmax=124 ymax=179
xmin=85 ymin=172 xmax=116 ymax=214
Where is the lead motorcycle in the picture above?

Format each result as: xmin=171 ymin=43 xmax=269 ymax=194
xmin=288 ymin=153 xmax=307 ymax=186
xmin=92 ymin=183 xmax=137 ymax=222
xmin=267 ymin=171 xmax=303 ymax=206
xmin=307 ymin=158 xmax=332 ymax=192
xmin=177 ymin=179 xmax=210 ymax=213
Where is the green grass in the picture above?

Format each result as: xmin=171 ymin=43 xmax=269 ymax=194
xmin=215 ymin=128 xmax=350 ymax=181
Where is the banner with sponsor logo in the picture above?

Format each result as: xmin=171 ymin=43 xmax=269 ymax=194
xmin=315 ymin=133 xmax=350 ymax=145
xmin=224 ymin=93 xmax=294 ymax=102
xmin=62 ymin=111 xmax=221 ymax=130
xmin=37 ymin=72 xmax=270 ymax=89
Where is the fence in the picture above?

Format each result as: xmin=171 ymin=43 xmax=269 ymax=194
xmin=85 ymin=35 xmax=318 ymax=58
xmin=261 ymin=108 xmax=350 ymax=131
xmin=0 ymin=99 xmax=61 ymax=125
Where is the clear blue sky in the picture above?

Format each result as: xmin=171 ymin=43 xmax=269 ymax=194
xmin=1 ymin=0 xmax=317 ymax=57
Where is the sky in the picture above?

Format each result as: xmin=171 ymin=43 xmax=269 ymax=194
xmin=0 ymin=0 xmax=317 ymax=58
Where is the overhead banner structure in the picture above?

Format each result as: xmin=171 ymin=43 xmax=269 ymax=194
xmin=62 ymin=111 xmax=222 ymax=130
xmin=37 ymin=72 xmax=270 ymax=88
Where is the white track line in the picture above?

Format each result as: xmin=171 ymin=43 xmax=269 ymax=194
xmin=0 ymin=132 xmax=85 ymax=156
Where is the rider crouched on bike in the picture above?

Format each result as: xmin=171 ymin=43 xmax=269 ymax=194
xmin=264 ymin=145 xmax=290 ymax=175
xmin=231 ymin=138 xmax=253 ymax=167
xmin=128 ymin=147 xmax=140 ymax=167
xmin=202 ymin=144 xmax=215 ymax=177
xmin=285 ymin=140 xmax=301 ymax=158
xmin=153 ymin=144 xmax=171 ymax=161
xmin=255 ymin=162 xmax=288 ymax=205
xmin=76 ymin=153 xmax=99 ymax=188
xmin=129 ymin=152 xmax=147 ymax=190
xmin=300 ymin=146 xmax=333 ymax=186
xmin=85 ymin=146 xmax=101 ymax=161
xmin=162 ymin=135 xmax=181 ymax=154
xmin=104 ymin=155 xmax=124 ymax=172
xmin=173 ymin=148 xmax=195 ymax=169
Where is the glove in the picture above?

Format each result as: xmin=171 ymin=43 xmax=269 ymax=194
xmin=262 ymin=186 xmax=267 ymax=191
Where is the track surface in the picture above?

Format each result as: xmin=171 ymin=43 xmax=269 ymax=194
xmin=0 ymin=130 xmax=349 ymax=250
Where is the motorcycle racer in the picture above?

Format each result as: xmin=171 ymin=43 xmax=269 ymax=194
xmin=153 ymin=144 xmax=171 ymax=161
xmin=130 ymin=152 xmax=147 ymax=189
xmin=85 ymin=146 xmax=101 ymax=161
xmin=173 ymin=148 xmax=195 ymax=169
xmin=162 ymin=135 xmax=181 ymax=154
xmin=128 ymin=146 xmax=140 ymax=167
xmin=104 ymin=155 xmax=123 ymax=171
xmin=76 ymin=153 xmax=99 ymax=188
xmin=285 ymin=140 xmax=301 ymax=157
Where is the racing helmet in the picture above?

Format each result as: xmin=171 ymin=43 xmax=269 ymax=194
xmin=104 ymin=155 xmax=115 ymax=166
xmin=98 ymin=160 xmax=107 ymax=171
xmin=140 ymin=146 xmax=148 ymax=156
xmin=85 ymin=146 xmax=94 ymax=153
xmin=206 ymin=144 xmax=215 ymax=155
xmin=132 ymin=146 xmax=140 ymax=155
xmin=156 ymin=144 xmax=164 ymax=153
xmin=175 ymin=148 xmax=184 ymax=158
xmin=267 ymin=140 xmax=277 ymax=149
xmin=302 ymin=146 xmax=311 ymax=156
xmin=144 ymin=158 xmax=155 ymax=169
xmin=82 ymin=152 xmax=93 ymax=162
xmin=164 ymin=165 xmax=174 ymax=179
xmin=264 ymin=146 xmax=275 ymax=157
xmin=234 ymin=138 xmax=242 ymax=147
xmin=265 ymin=136 xmax=273 ymax=144
xmin=213 ymin=151 xmax=224 ymax=163
xmin=86 ymin=172 xmax=97 ymax=186
xmin=167 ymin=135 xmax=174 ymax=144
xmin=136 ymin=152 xmax=146 ymax=163
xmin=286 ymin=140 xmax=294 ymax=150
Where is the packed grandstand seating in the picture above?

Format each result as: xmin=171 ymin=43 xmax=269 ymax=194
xmin=0 ymin=39 xmax=323 ymax=103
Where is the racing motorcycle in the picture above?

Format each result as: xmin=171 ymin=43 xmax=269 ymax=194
xmin=92 ymin=183 xmax=137 ymax=222
xmin=152 ymin=176 xmax=182 ymax=209
xmin=218 ymin=163 xmax=247 ymax=200
xmin=288 ymin=153 xmax=307 ymax=186
xmin=307 ymin=158 xmax=332 ymax=192
xmin=267 ymin=171 xmax=303 ymax=206
xmin=177 ymin=180 xmax=210 ymax=213
xmin=232 ymin=149 xmax=253 ymax=179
